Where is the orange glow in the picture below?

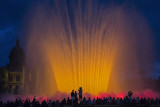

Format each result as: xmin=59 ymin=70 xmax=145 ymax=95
xmin=42 ymin=31 xmax=117 ymax=95
xmin=25 ymin=0 xmax=154 ymax=96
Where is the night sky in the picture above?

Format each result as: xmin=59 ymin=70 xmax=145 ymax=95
xmin=0 ymin=0 xmax=160 ymax=77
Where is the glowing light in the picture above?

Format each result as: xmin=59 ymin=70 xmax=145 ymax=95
xmin=25 ymin=0 xmax=153 ymax=96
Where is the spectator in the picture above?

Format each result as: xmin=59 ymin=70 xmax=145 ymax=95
xmin=78 ymin=87 xmax=83 ymax=100
xmin=87 ymin=97 xmax=91 ymax=105
xmin=71 ymin=90 xmax=75 ymax=101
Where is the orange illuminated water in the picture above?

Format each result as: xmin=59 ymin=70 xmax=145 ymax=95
xmin=25 ymin=0 xmax=154 ymax=96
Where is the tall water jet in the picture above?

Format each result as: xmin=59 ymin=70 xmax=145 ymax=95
xmin=24 ymin=0 xmax=154 ymax=96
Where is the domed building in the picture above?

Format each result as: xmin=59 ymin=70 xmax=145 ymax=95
xmin=0 ymin=40 xmax=25 ymax=95
xmin=8 ymin=39 xmax=25 ymax=72
xmin=7 ymin=39 xmax=25 ymax=95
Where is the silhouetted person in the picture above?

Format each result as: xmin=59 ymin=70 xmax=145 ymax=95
xmin=24 ymin=98 xmax=30 ymax=107
xmin=67 ymin=97 xmax=72 ymax=105
xmin=78 ymin=87 xmax=83 ymax=100
xmin=112 ymin=97 xmax=116 ymax=104
xmin=41 ymin=100 xmax=47 ymax=107
xmin=61 ymin=98 xmax=66 ymax=106
xmin=75 ymin=91 xmax=78 ymax=99
xmin=74 ymin=91 xmax=78 ymax=104
xmin=87 ymin=97 xmax=91 ymax=105
xmin=71 ymin=90 xmax=75 ymax=101
xmin=48 ymin=100 xmax=52 ymax=107
xmin=120 ymin=98 xmax=123 ymax=104
xmin=136 ymin=97 xmax=140 ymax=104
xmin=128 ymin=91 xmax=133 ymax=103
xmin=55 ymin=100 xmax=60 ymax=107
xmin=92 ymin=98 xmax=96 ymax=105
xmin=109 ymin=97 xmax=112 ymax=104
xmin=116 ymin=97 xmax=120 ymax=104
xmin=82 ymin=97 xmax=87 ymax=105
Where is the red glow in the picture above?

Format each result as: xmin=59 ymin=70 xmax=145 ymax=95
xmin=1 ymin=90 xmax=159 ymax=103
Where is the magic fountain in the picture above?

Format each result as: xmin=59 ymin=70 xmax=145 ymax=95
xmin=25 ymin=0 xmax=154 ymax=96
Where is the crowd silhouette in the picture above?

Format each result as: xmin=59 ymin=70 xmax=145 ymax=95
xmin=1 ymin=88 xmax=160 ymax=107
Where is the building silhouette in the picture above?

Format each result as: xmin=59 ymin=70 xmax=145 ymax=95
xmin=0 ymin=39 xmax=25 ymax=95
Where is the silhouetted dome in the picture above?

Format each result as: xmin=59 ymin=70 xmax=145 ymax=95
xmin=8 ymin=40 xmax=25 ymax=71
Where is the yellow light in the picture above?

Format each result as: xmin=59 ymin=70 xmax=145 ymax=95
xmin=25 ymin=0 xmax=153 ymax=96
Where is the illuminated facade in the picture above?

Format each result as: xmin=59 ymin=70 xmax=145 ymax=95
xmin=0 ymin=67 xmax=8 ymax=90
xmin=0 ymin=40 xmax=25 ymax=95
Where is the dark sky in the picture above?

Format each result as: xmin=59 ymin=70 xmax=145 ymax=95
xmin=0 ymin=0 xmax=160 ymax=77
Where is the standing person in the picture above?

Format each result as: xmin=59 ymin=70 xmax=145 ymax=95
xmin=87 ymin=97 xmax=91 ymax=105
xmin=128 ymin=91 xmax=133 ymax=103
xmin=71 ymin=90 xmax=75 ymax=101
xmin=75 ymin=91 xmax=78 ymax=99
xmin=78 ymin=87 xmax=83 ymax=100
xmin=74 ymin=91 xmax=78 ymax=104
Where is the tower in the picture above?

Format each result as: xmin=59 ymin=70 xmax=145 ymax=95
xmin=7 ymin=39 xmax=25 ymax=95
